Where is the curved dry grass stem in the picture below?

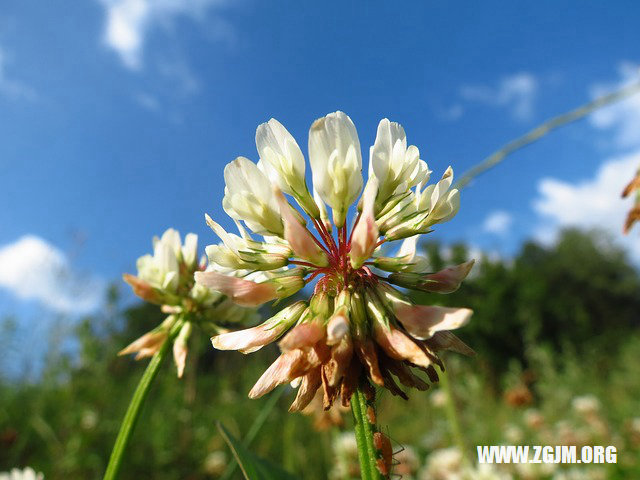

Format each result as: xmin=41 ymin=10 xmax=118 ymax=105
xmin=454 ymin=81 xmax=640 ymax=190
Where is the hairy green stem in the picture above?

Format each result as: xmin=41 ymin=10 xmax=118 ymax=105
xmin=351 ymin=388 xmax=382 ymax=480
xmin=454 ymin=81 xmax=640 ymax=190
xmin=103 ymin=337 xmax=171 ymax=480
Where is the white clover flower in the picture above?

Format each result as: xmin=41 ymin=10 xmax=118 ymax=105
xmin=370 ymin=118 xmax=430 ymax=208
xmin=256 ymin=118 xmax=319 ymax=217
xmin=309 ymin=111 xmax=363 ymax=227
xmin=430 ymin=389 xmax=448 ymax=408
xmin=422 ymin=447 xmax=464 ymax=479
xmin=571 ymin=395 xmax=601 ymax=416
xmin=0 ymin=468 xmax=44 ymax=480
xmin=121 ymin=228 xmax=258 ymax=378
xmin=135 ymin=228 xmax=181 ymax=294
xmin=222 ymin=157 xmax=284 ymax=236
xmin=203 ymin=451 xmax=228 ymax=476
xmin=200 ymin=112 xmax=473 ymax=412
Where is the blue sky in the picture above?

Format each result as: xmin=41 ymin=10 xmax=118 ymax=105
xmin=1 ymin=0 xmax=640 ymax=325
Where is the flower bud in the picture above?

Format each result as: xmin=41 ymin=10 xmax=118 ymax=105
xmin=416 ymin=167 xmax=460 ymax=228
xmin=387 ymin=260 xmax=475 ymax=293
xmin=211 ymin=301 xmax=307 ymax=353
xmin=376 ymin=192 xmax=418 ymax=234
xmin=173 ymin=321 xmax=192 ymax=378
xmin=268 ymin=269 xmax=306 ymax=300
xmin=222 ymin=156 xmax=284 ymax=236
xmin=349 ymin=290 xmax=368 ymax=335
xmin=119 ymin=330 xmax=168 ymax=359
xmin=182 ymin=233 xmax=198 ymax=268
xmin=119 ymin=315 xmax=177 ymax=359
xmin=205 ymin=215 xmax=291 ymax=271
xmin=375 ymin=190 xmax=412 ymax=218
xmin=256 ymin=118 xmax=320 ymax=218
xmin=309 ymin=111 xmax=363 ymax=227
xmin=369 ymin=118 xmax=430 ymax=206
xmin=310 ymin=291 xmax=332 ymax=318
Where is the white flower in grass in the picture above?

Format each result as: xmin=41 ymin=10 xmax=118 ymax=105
xmin=0 ymin=468 xmax=44 ymax=480
xmin=200 ymin=111 xmax=473 ymax=413
xmin=571 ymin=395 xmax=601 ymax=416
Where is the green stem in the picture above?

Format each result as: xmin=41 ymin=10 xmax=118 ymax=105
xmin=454 ymin=81 xmax=640 ymax=190
xmin=351 ymin=387 xmax=382 ymax=480
xmin=103 ymin=338 xmax=171 ymax=480
xmin=439 ymin=367 xmax=469 ymax=465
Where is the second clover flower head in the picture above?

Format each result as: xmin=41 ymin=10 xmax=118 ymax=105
xmin=121 ymin=228 xmax=259 ymax=378
xmin=197 ymin=111 xmax=474 ymax=412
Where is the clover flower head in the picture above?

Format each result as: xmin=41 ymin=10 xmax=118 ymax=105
xmin=200 ymin=112 xmax=474 ymax=411
xmin=121 ymin=228 xmax=259 ymax=377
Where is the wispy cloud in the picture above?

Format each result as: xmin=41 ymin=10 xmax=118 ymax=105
xmin=589 ymin=62 xmax=640 ymax=150
xmin=482 ymin=210 xmax=513 ymax=236
xmin=97 ymin=0 xmax=229 ymax=70
xmin=437 ymin=103 xmax=464 ymax=122
xmin=157 ymin=57 xmax=200 ymax=95
xmin=0 ymin=46 xmax=36 ymax=101
xmin=133 ymin=91 xmax=161 ymax=111
xmin=0 ymin=236 xmax=105 ymax=314
xmin=460 ymin=72 xmax=538 ymax=121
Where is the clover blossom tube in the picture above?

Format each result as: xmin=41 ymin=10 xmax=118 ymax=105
xmin=197 ymin=111 xmax=475 ymax=412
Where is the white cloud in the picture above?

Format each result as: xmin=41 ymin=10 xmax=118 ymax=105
xmin=0 ymin=46 xmax=36 ymax=101
xmin=482 ymin=210 xmax=513 ymax=236
xmin=97 ymin=0 xmax=228 ymax=70
xmin=533 ymin=151 xmax=640 ymax=260
xmin=531 ymin=64 xmax=640 ymax=262
xmin=157 ymin=57 xmax=200 ymax=95
xmin=0 ymin=236 xmax=105 ymax=314
xmin=461 ymin=72 xmax=538 ymax=121
xmin=589 ymin=62 xmax=640 ymax=149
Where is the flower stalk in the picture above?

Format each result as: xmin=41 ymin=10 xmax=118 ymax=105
xmin=454 ymin=80 xmax=640 ymax=190
xmin=103 ymin=331 xmax=175 ymax=480
xmin=351 ymin=386 xmax=383 ymax=480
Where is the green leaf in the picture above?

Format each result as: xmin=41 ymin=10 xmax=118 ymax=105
xmin=217 ymin=422 xmax=297 ymax=480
